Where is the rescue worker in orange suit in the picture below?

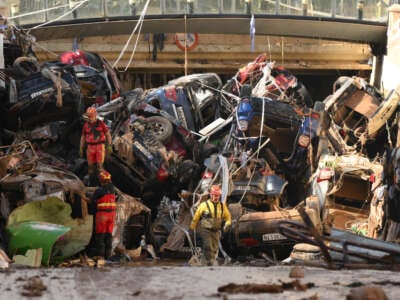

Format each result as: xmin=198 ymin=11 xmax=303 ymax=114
xmin=80 ymin=107 xmax=112 ymax=185
xmin=92 ymin=170 xmax=116 ymax=259
xmin=190 ymin=185 xmax=231 ymax=265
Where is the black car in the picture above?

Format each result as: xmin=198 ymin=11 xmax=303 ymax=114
xmin=0 ymin=59 xmax=82 ymax=135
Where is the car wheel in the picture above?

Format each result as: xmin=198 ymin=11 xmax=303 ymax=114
xmin=13 ymin=56 xmax=40 ymax=77
xmin=145 ymin=116 xmax=173 ymax=144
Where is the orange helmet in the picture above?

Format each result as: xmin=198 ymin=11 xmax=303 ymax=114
xmin=210 ymin=185 xmax=221 ymax=196
xmin=86 ymin=107 xmax=97 ymax=118
xmin=99 ymin=170 xmax=112 ymax=183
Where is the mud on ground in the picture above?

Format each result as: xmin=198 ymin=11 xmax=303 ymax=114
xmin=0 ymin=264 xmax=399 ymax=299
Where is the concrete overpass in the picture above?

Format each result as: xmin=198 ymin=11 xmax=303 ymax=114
xmin=8 ymin=0 xmax=392 ymax=92
xmin=28 ymin=15 xmax=387 ymax=48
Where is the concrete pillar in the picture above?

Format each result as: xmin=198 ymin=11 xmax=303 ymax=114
xmin=370 ymin=55 xmax=383 ymax=90
xmin=381 ymin=5 xmax=400 ymax=96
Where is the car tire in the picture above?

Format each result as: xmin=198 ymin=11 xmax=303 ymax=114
xmin=13 ymin=56 xmax=40 ymax=77
xmin=145 ymin=116 xmax=173 ymax=144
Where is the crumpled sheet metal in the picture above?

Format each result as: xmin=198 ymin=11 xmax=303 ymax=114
xmin=24 ymin=164 xmax=87 ymax=200
xmin=0 ymin=248 xmax=11 ymax=269
xmin=0 ymin=141 xmax=39 ymax=180
xmin=328 ymin=228 xmax=400 ymax=264
xmin=318 ymin=154 xmax=383 ymax=177
xmin=112 ymin=188 xmax=150 ymax=250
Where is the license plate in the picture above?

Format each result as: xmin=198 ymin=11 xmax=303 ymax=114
xmin=235 ymin=186 xmax=251 ymax=191
xmin=262 ymin=233 xmax=286 ymax=241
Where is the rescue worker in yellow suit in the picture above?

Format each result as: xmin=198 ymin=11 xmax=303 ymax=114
xmin=190 ymin=185 xmax=231 ymax=265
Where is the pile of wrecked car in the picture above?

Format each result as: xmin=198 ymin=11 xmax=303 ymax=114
xmin=2 ymin=25 xmax=400 ymax=269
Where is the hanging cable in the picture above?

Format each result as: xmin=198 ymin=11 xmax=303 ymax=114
xmin=27 ymin=0 xmax=91 ymax=34
xmin=112 ymin=0 xmax=151 ymax=70
xmin=184 ymin=14 xmax=188 ymax=76
xmin=266 ymin=35 xmax=272 ymax=60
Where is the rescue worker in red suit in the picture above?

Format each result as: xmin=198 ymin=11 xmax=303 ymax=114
xmin=80 ymin=107 xmax=112 ymax=185
xmin=92 ymin=170 xmax=116 ymax=258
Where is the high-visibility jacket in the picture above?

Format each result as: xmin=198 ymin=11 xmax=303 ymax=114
xmin=190 ymin=199 xmax=231 ymax=231
xmin=82 ymin=119 xmax=109 ymax=145
xmin=92 ymin=183 xmax=116 ymax=234
xmin=96 ymin=193 xmax=116 ymax=212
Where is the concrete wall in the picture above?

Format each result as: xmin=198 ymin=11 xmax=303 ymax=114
xmin=382 ymin=5 xmax=400 ymax=95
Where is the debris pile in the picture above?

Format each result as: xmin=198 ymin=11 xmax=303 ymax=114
xmin=1 ymin=26 xmax=400 ymax=268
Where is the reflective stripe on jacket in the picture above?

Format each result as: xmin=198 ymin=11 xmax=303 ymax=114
xmin=190 ymin=199 xmax=231 ymax=230
xmin=96 ymin=193 xmax=116 ymax=211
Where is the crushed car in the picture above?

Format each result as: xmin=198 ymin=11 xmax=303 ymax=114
xmin=0 ymin=59 xmax=82 ymax=137
xmin=60 ymin=50 xmax=122 ymax=106
xmin=322 ymin=76 xmax=400 ymax=156
xmin=311 ymin=152 xmax=383 ymax=233
xmin=222 ymin=54 xmax=313 ymax=108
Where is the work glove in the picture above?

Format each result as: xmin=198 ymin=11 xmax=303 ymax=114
xmin=107 ymin=144 xmax=113 ymax=155
xmin=223 ymin=224 xmax=231 ymax=233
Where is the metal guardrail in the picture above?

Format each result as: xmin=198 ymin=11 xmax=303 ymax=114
xmin=7 ymin=0 xmax=389 ymax=26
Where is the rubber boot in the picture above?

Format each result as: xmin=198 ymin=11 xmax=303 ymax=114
xmin=104 ymin=233 xmax=113 ymax=259
xmin=94 ymin=233 xmax=106 ymax=258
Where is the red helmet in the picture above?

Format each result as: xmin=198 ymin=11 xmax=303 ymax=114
xmin=99 ymin=170 xmax=112 ymax=183
xmin=210 ymin=185 xmax=221 ymax=196
xmin=86 ymin=107 xmax=97 ymax=118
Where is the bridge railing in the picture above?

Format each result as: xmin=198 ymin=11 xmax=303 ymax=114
xmin=7 ymin=0 xmax=389 ymax=26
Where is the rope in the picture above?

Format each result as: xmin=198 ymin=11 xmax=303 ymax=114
xmin=184 ymin=14 xmax=188 ymax=76
xmin=230 ymin=138 xmax=270 ymax=177
xmin=112 ymin=0 xmax=151 ymax=70
xmin=27 ymin=0 xmax=91 ymax=34
xmin=266 ymin=35 xmax=271 ymax=59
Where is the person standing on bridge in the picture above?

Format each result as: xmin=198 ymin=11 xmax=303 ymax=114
xmin=190 ymin=185 xmax=231 ymax=266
